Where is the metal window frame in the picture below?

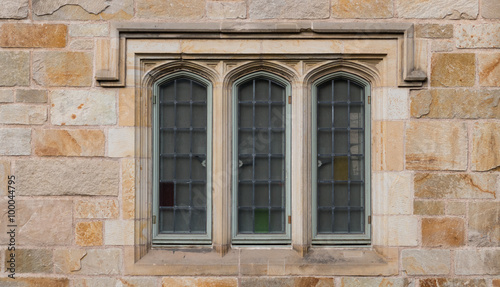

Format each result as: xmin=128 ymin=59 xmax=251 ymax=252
xmin=152 ymin=71 xmax=213 ymax=245
xmin=231 ymin=71 xmax=292 ymax=244
xmin=312 ymin=72 xmax=371 ymax=244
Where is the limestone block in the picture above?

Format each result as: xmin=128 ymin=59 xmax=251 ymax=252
xmin=411 ymin=89 xmax=500 ymax=119
xmin=431 ymin=40 xmax=454 ymax=52
xmin=422 ymin=217 xmax=465 ymax=247
xmin=479 ymin=54 xmax=500 ymax=87
xmin=107 ymin=128 xmax=135 ymax=157
xmin=342 ymin=278 xmax=408 ymax=287
xmin=373 ymin=216 xmax=418 ymax=246
xmin=0 ymin=160 xmax=10 ymax=196
xmin=119 ymin=88 xmax=135 ymax=126
xmin=16 ymin=158 xmax=119 ymax=196
xmin=34 ymin=129 xmax=105 ymax=156
xmin=419 ymin=278 xmax=486 ymax=287
xmin=0 ymin=0 xmax=29 ymax=19
xmin=373 ymin=172 xmax=412 ymax=215
xmin=456 ymin=24 xmax=500 ymax=48
xmin=33 ymin=0 xmax=133 ymax=20
xmin=0 ymin=129 xmax=31 ymax=156
xmin=372 ymin=121 xmax=404 ymax=171
xmin=415 ymin=24 xmax=453 ymax=38
xmin=78 ymin=248 xmax=121 ymax=275
xmin=50 ymin=90 xmax=117 ymax=125
xmin=482 ymin=0 xmax=500 ymax=18
xmin=455 ymin=250 xmax=500 ymax=275
xmin=414 ymin=173 xmax=496 ymax=199
xmin=402 ymin=250 xmax=451 ymax=275
xmin=74 ymin=278 xmax=118 ymax=287
xmin=0 ymin=278 xmax=68 ymax=287
xmin=261 ymin=39 xmax=342 ymax=54
xmin=446 ymin=202 xmax=466 ymax=216
xmin=240 ymin=278 xmax=334 ymax=287
xmin=431 ymin=53 xmax=475 ymax=87
xmin=471 ymin=122 xmax=500 ymax=171
xmin=331 ymin=0 xmax=393 ymax=18
xmin=162 ymin=278 xmax=238 ymax=287
xmin=397 ymin=0 xmax=477 ymax=19
xmin=119 ymin=278 xmax=159 ymax=287
xmin=468 ymin=202 xmax=500 ymax=247
xmin=74 ymin=199 xmax=119 ymax=219
xmin=207 ymin=2 xmax=246 ymax=19
xmin=33 ymin=0 xmax=109 ymax=15
xmin=76 ymin=221 xmax=103 ymax=246
xmin=373 ymin=88 xmax=409 ymax=120
xmin=249 ymin=0 xmax=329 ymax=19
xmin=406 ymin=122 xmax=467 ymax=170
xmin=0 ymin=51 xmax=29 ymax=86
xmin=9 ymin=249 xmax=53 ymax=273
xmin=54 ymin=249 xmax=86 ymax=273
xmin=69 ymin=38 xmax=94 ymax=50
xmin=494 ymin=279 xmax=500 ymax=287
xmin=69 ymin=23 xmax=109 ymax=37
xmin=136 ymin=0 xmax=205 ymax=19
xmin=16 ymin=90 xmax=48 ymax=103
xmin=413 ymin=200 xmax=445 ymax=215
xmin=0 ymin=105 xmax=47 ymax=124
xmin=104 ymin=220 xmax=134 ymax=245
xmin=0 ymin=24 xmax=67 ymax=48
xmin=33 ymin=52 xmax=92 ymax=87
xmin=0 ymin=90 xmax=14 ymax=103
xmin=122 ymin=158 xmax=135 ymax=219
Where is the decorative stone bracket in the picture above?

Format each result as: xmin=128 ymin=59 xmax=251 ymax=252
xmin=95 ymin=22 xmax=427 ymax=87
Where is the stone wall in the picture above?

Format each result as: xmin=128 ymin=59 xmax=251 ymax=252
xmin=0 ymin=0 xmax=499 ymax=286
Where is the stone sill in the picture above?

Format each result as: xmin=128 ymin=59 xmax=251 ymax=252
xmin=124 ymin=246 xmax=398 ymax=276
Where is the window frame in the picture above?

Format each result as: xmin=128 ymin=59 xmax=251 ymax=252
xmin=152 ymin=71 xmax=213 ymax=245
xmin=311 ymin=71 xmax=371 ymax=244
xmin=231 ymin=71 xmax=292 ymax=244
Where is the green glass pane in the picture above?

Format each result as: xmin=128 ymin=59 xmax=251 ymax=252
xmin=254 ymin=209 xmax=269 ymax=233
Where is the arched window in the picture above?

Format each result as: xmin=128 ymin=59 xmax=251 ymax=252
xmin=312 ymin=72 xmax=371 ymax=244
xmin=152 ymin=72 xmax=212 ymax=244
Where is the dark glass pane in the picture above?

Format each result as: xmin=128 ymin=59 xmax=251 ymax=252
xmin=176 ymin=184 xmax=190 ymax=206
xmin=192 ymin=132 xmax=206 ymax=154
xmin=159 ymin=210 xmax=174 ymax=232
xmin=176 ymin=104 xmax=190 ymax=128
xmin=238 ymin=210 xmax=253 ymax=233
xmin=254 ymin=158 xmax=269 ymax=180
xmin=238 ymin=162 xmax=252 ymax=180
xmin=317 ymin=156 xmax=333 ymax=181
xmin=254 ymin=209 xmax=269 ymax=233
xmin=271 ymin=82 xmax=285 ymax=102
xmin=175 ymin=158 xmax=190 ymax=180
xmin=350 ymin=156 xmax=363 ymax=181
xmin=318 ymin=104 xmax=333 ymax=128
xmin=161 ymin=82 xmax=175 ymax=102
xmin=239 ymin=81 xmax=253 ymax=101
xmin=176 ymin=79 xmax=191 ymax=101
xmin=191 ymin=158 xmax=206 ymax=181
xmin=317 ymin=131 xmax=332 ymax=154
xmin=350 ymin=82 xmax=363 ymax=102
xmin=333 ymin=210 xmax=348 ymax=232
xmin=255 ymin=105 xmax=269 ymax=128
xmin=255 ymin=186 xmax=269 ymax=207
xmin=255 ymin=79 xmax=269 ymax=101
xmin=192 ymin=82 xmax=206 ymax=101
xmin=270 ymin=184 xmax=283 ymax=207
xmin=160 ymin=105 xmax=175 ymax=128
xmin=350 ymin=210 xmax=363 ymax=232
xmin=334 ymin=80 xmax=348 ymax=102
xmin=334 ymin=104 xmax=348 ymax=128
xmin=159 ymin=131 xmax=174 ymax=154
xmin=238 ymin=131 xmax=253 ymax=154
xmin=271 ymin=131 xmax=284 ymax=154
xmin=334 ymin=130 xmax=348 ymax=154
xmin=175 ymin=131 xmax=190 ymax=154
xmin=239 ymin=184 xmax=253 ymax=207
xmin=239 ymin=104 xmax=253 ymax=128
xmin=160 ymin=157 xmax=174 ymax=180
xmin=192 ymin=184 xmax=206 ymax=207
xmin=317 ymin=81 xmax=332 ymax=102
xmin=191 ymin=209 xmax=206 ymax=232
xmin=318 ymin=210 xmax=332 ymax=233
xmin=270 ymin=210 xmax=284 ymax=232
xmin=175 ymin=209 xmax=190 ymax=232
xmin=350 ymin=183 xmax=363 ymax=207
xmin=254 ymin=132 xmax=269 ymax=154
xmin=192 ymin=104 xmax=206 ymax=128
xmin=317 ymin=183 xmax=332 ymax=207
xmin=271 ymin=158 xmax=284 ymax=180
xmin=334 ymin=183 xmax=348 ymax=206
xmin=350 ymin=130 xmax=364 ymax=155
xmin=159 ymin=182 xmax=174 ymax=207
xmin=350 ymin=105 xmax=363 ymax=128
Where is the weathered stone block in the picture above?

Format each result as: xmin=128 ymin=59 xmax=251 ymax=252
xmin=50 ymin=90 xmax=117 ymax=125
xmin=137 ymin=0 xmax=205 ymax=19
xmin=402 ymin=250 xmax=451 ymax=275
xmin=74 ymin=199 xmax=119 ymax=219
xmin=373 ymin=88 xmax=409 ymax=120
xmin=76 ymin=221 xmax=103 ymax=246
xmin=414 ymin=173 xmax=496 ymax=199
xmin=119 ymin=278 xmax=159 ymax=287
xmin=373 ymin=172 xmax=412 ymax=215
xmin=422 ymin=217 xmax=465 ymax=247
xmin=0 ymin=160 xmax=10 ymax=196
xmin=455 ymin=250 xmax=500 ymax=275
xmin=468 ymin=202 xmax=500 ymax=247
xmin=0 ymin=51 xmax=29 ymax=86
xmin=0 ymin=0 xmax=29 ymax=19
xmin=0 ymin=104 xmax=46 ymax=125
xmin=331 ymin=0 xmax=392 ymax=18
xmin=431 ymin=53 xmax=475 ymax=87
xmin=373 ymin=121 xmax=404 ymax=171
xmin=415 ymin=24 xmax=453 ymax=38
xmin=162 ymin=278 xmax=238 ymax=287
xmin=16 ymin=90 xmax=48 ymax=103
xmin=471 ymin=122 xmax=500 ymax=171
xmin=406 ymin=122 xmax=467 ymax=170
xmin=240 ymin=278 xmax=334 ymax=287
xmin=54 ymin=249 xmax=86 ymax=273
xmin=33 ymin=0 xmax=109 ymax=15
xmin=411 ymin=89 xmax=500 ymax=119
xmin=69 ymin=38 xmax=94 ymax=50
xmin=74 ymin=278 xmax=118 ymax=287
xmin=456 ymin=24 xmax=500 ymax=48
xmin=16 ymin=158 xmax=119 ymax=196
xmin=33 ymin=0 xmax=133 ymax=20
xmin=104 ymin=220 xmax=134 ymax=245
xmin=431 ymin=40 xmax=454 ymax=52
xmin=494 ymin=279 xmax=500 ymax=287
xmin=207 ymin=1 xmax=246 ymax=19
xmin=420 ymin=278 xmax=487 ymax=287
xmin=119 ymin=88 xmax=135 ymax=126
xmin=373 ymin=216 xmax=418 ymax=246
xmin=0 ymin=24 xmax=67 ymax=48
xmin=479 ymin=53 xmax=500 ymax=87
xmin=482 ymin=0 xmax=500 ymax=18
xmin=342 ymin=278 xmax=408 ymax=287
xmin=8 ymin=249 xmax=53 ymax=273
xmin=108 ymin=128 xmax=135 ymax=157
xmin=33 ymin=52 xmax=92 ymax=87
xmin=34 ymin=129 xmax=105 ymax=156
xmin=249 ymin=0 xmax=329 ymax=19
xmin=0 ymin=278 xmax=69 ymax=287
xmin=69 ymin=23 xmax=109 ymax=37
xmin=0 ymin=129 xmax=31 ymax=156
xmin=122 ymin=158 xmax=135 ymax=219
xmin=414 ymin=200 xmax=445 ymax=215
xmin=397 ymin=0 xmax=477 ymax=19
xmin=446 ymin=202 xmax=466 ymax=216
xmin=0 ymin=90 xmax=14 ymax=103
xmin=79 ymin=248 xmax=121 ymax=275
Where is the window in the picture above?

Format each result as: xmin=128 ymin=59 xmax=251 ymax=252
xmin=152 ymin=72 xmax=212 ymax=244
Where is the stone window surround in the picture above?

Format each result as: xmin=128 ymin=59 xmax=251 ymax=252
xmin=95 ymin=21 xmax=427 ymax=276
